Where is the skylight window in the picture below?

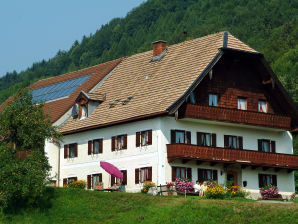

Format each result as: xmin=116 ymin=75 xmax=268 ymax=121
xmin=32 ymin=74 xmax=92 ymax=103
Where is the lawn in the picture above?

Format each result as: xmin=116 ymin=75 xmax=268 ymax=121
xmin=1 ymin=188 xmax=297 ymax=224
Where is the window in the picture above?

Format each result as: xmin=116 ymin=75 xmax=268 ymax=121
xmin=171 ymin=130 xmax=191 ymax=144
xmin=135 ymin=167 xmax=152 ymax=184
xmin=172 ymin=167 xmax=192 ymax=181
xmin=209 ymin=94 xmax=218 ymax=107
xmin=88 ymin=139 xmax=103 ymax=155
xmin=87 ymin=173 xmax=102 ymax=189
xmin=111 ymin=135 xmax=127 ymax=151
xmin=63 ymin=177 xmax=77 ymax=186
xmin=237 ymin=98 xmax=247 ymax=110
xmin=111 ymin=170 xmax=127 ymax=186
xmin=224 ymin=135 xmax=243 ymax=149
xmin=197 ymin=132 xmax=216 ymax=147
xmin=80 ymin=105 xmax=88 ymax=120
xmin=64 ymin=143 xmax=78 ymax=159
xmin=258 ymin=139 xmax=276 ymax=153
xmin=258 ymin=100 xmax=267 ymax=113
xmin=197 ymin=169 xmax=218 ymax=183
xmin=186 ymin=92 xmax=196 ymax=104
xmin=136 ymin=130 xmax=152 ymax=147
xmin=258 ymin=174 xmax=277 ymax=188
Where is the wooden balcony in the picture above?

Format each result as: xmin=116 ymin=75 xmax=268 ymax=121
xmin=181 ymin=104 xmax=291 ymax=130
xmin=167 ymin=144 xmax=298 ymax=170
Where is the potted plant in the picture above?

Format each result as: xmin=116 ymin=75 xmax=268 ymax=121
xmin=166 ymin=182 xmax=175 ymax=195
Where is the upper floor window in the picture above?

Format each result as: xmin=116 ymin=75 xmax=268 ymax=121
xmin=237 ymin=97 xmax=247 ymax=110
xmin=258 ymin=174 xmax=277 ymax=188
xmin=172 ymin=167 xmax=192 ymax=181
xmin=258 ymin=100 xmax=267 ymax=113
xmin=197 ymin=168 xmax=218 ymax=183
xmin=135 ymin=167 xmax=152 ymax=184
xmin=224 ymin=135 xmax=243 ymax=149
xmin=171 ymin=130 xmax=191 ymax=144
xmin=88 ymin=139 xmax=103 ymax=155
xmin=80 ymin=104 xmax=88 ymax=120
xmin=186 ymin=92 xmax=196 ymax=104
xmin=64 ymin=143 xmax=78 ymax=159
xmin=258 ymin=139 xmax=275 ymax=153
xmin=209 ymin=94 xmax=218 ymax=107
xmin=197 ymin=132 xmax=216 ymax=147
xmin=111 ymin=134 xmax=127 ymax=151
xmin=136 ymin=130 xmax=152 ymax=147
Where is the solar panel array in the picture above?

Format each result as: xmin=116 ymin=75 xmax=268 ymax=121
xmin=32 ymin=74 xmax=92 ymax=103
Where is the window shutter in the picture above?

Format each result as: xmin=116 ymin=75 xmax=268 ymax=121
xmin=135 ymin=168 xmax=139 ymax=184
xmin=148 ymin=167 xmax=152 ymax=181
xmin=198 ymin=169 xmax=204 ymax=183
xmin=88 ymin=141 xmax=92 ymax=155
xmin=224 ymin=135 xmax=229 ymax=148
xmin=99 ymin=139 xmax=103 ymax=153
xmin=99 ymin=173 xmax=102 ymax=182
xmin=186 ymin=131 xmax=191 ymax=144
xmin=272 ymin=175 xmax=277 ymax=186
xmin=111 ymin=136 xmax=115 ymax=151
xmin=187 ymin=168 xmax=192 ymax=180
xmin=172 ymin=167 xmax=176 ymax=182
xmin=122 ymin=170 xmax=127 ymax=185
xmin=271 ymin=141 xmax=276 ymax=153
xmin=87 ymin=175 xmax=91 ymax=189
xmin=74 ymin=143 xmax=78 ymax=157
xmin=123 ymin=135 xmax=127 ymax=149
xmin=197 ymin=132 xmax=203 ymax=146
xmin=148 ymin=130 xmax=152 ymax=145
xmin=64 ymin=145 xmax=68 ymax=159
xmin=111 ymin=175 xmax=115 ymax=186
xmin=136 ymin=132 xmax=140 ymax=147
xmin=63 ymin=178 xmax=67 ymax=187
xmin=74 ymin=177 xmax=77 ymax=181
xmin=258 ymin=139 xmax=262 ymax=152
xmin=258 ymin=174 xmax=263 ymax=188
xmin=171 ymin=130 xmax=176 ymax=144
xmin=213 ymin=170 xmax=218 ymax=181
xmin=211 ymin=134 xmax=216 ymax=147
xmin=238 ymin=136 xmax=243 ymax=149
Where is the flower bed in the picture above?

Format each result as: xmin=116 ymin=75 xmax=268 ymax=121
xmin=175 ymin=178 xmax=193 ymax=192
xmin=141 ymin=181 xmax=156 ymax=193
xmin=260 ymin=185 xmax=280 ymax=199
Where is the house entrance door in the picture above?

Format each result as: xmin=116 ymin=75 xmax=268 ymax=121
xmin=227 ymin=171 xmax=238 ymax=186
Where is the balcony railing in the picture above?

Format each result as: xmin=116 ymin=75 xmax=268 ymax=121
xmin=181 ymin=104 xmax=291 ymax=130
xmin=167 ymin=144 xmax=298 ymax=170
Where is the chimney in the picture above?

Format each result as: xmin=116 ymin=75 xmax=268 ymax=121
xmin=152 ymin=40 xmax=167 ymax=56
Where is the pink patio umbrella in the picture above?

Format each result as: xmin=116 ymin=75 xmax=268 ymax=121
xmin=100 ymin=161 xmax=123 ymax=179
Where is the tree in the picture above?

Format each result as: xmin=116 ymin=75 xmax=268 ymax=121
xmin=0 ymin=89 xmax=62 ymax=211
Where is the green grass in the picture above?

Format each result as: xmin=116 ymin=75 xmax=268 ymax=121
xmin=1 ymin=188 xmax=297 ymax=224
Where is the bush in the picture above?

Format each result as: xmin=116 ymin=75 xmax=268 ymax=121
xmin=175 ymin=178 xmax=193 ymax=192
xmin=68 ymin=180 xmax=87 ymax=189
xmin=141 ymin=181 xmax=155 ymax=193
xmin=260 ymin=185 xmax=279 ymax=199
xmin=205 ymin=185 xmax=225 ymax=199
xmin=226 ymin=185 xmax=247 ymax=198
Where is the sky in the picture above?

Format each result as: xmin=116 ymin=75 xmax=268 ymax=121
xmin=0 ymin=0 xmax=145 ymax=77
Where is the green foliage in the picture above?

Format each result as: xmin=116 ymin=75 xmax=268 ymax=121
xmin=0 ymin=146 xmax=52 ymax=212
xmin=67 ymin=180 xmax=87 ymax=189
xmin=1 ymin=188 xmax=298 ymax=223
xmin=0 ymin=89 xmax=62 ymax=151
xmin=0 ymin=0 xmax=297 ymax=107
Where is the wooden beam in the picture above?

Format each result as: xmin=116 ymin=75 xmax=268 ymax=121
xmin=182 ymin=159 xmax=190 ymax=164
xmin=223 ymin=163 xmax=230 ymax=168
xmin=262 ymin=167 xmax=269 ymax=171
xmin=287 ymin=169 xmax=293 ymax=173
xmin=210 ymin=162 xmax=217 ymax=167
xmin=274 ymin=168 xmax=281 ymax=172
xmin=196 ymin=161 xmax=203 ymax=166
xmin=241 ymin=164 xmax=248 ymax=169
xmin=251 ymin=166 xmax=258 ymax=170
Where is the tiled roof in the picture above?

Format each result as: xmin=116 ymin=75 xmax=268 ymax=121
xmin=0 ymin=58 xmax=123 ymax=123
xmin=60 ymin=32 xmax=260 ymax=134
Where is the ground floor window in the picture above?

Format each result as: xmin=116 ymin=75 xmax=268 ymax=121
xmin=197 ymin=169 xmax=217 ymax=183
xmin=111 ymin=170 xmax=127 ymax=186
xmin=135 ymin=167 xmax=152 ymax=184
xmin=63 ymin=177 xmax=77 ymax=186
xmin=258 ymin=174 xmax=277 ymax=188
xmin=87 ymin=173 xmax=102 ymax=189
xmin=172 ymin=167 xmax=192 ymax=181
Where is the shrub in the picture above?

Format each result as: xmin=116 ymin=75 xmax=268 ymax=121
xmin=226 ymin=185 xmax=247 ymax=198
xmin=205 ymin=185 xmax=225 ymax=199
xmin=260 ymin=185 xmax=279 ymax=199
xmin=141 ymin=181 xmax=155 ymax=193
xmin=175 ymin=178 xmax=193 ymax=192
xmin=68 ymin=180 xmax=87 ymax=189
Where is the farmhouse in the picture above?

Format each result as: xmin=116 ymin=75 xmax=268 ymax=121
xmin=3 ymin=32 xmax=298 ymax=199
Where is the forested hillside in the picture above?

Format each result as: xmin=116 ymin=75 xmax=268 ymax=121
xmin=0 ymin=0 xmax=297 ymax=107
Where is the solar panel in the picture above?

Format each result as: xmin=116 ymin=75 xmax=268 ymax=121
xmin=32 ymin=74 xmax=92 ymax=103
